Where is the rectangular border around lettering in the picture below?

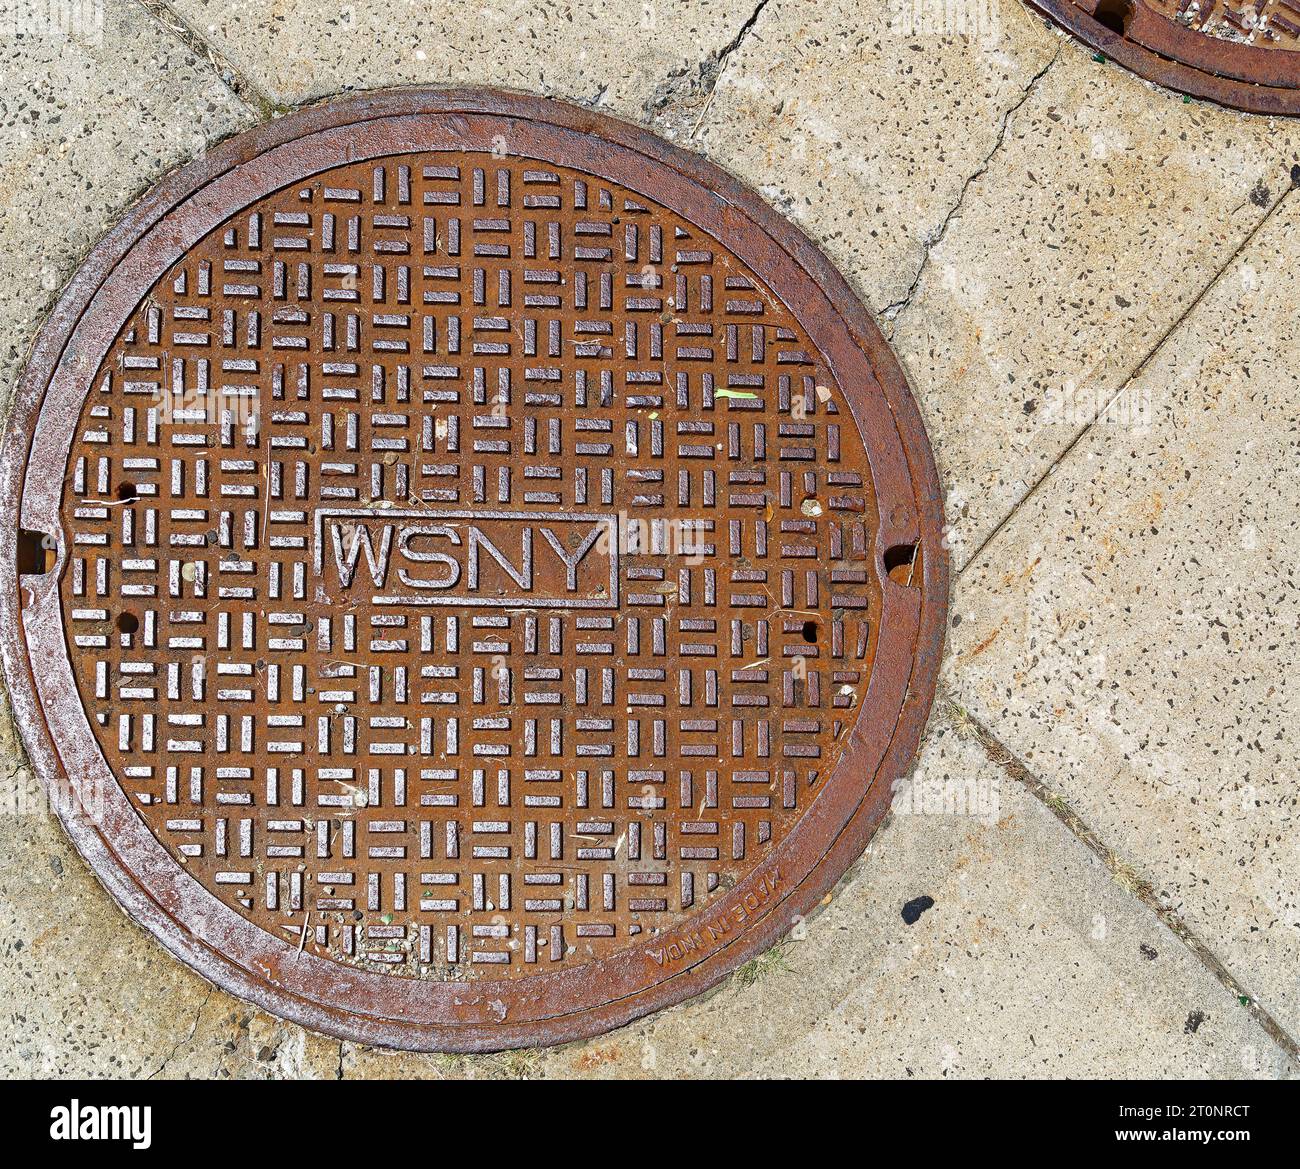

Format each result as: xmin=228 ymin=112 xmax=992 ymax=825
xmin=312 ymin=507 xmax=620 ymax=608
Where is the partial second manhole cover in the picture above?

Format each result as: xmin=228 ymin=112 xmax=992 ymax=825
xmin=1029 ymin=1 xmax=1300 ymax=113
xmin=0 ymin=90 xmax=946 ymax=1051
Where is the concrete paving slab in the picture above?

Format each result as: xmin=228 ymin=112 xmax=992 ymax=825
xmin=946 ymin=191 xmax=1300 ymax=1040
xmin=886 ymin=34 xmax=1299 ymax=571
xmin=692 ymin=0 xmax=1060 ymax=315
xmin=0 ymin=0 xmax=253 ymax=417
xmin=166 ymin=0 xmax=760 ymax=117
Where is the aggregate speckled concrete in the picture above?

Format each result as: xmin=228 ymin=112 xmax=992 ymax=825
xmin=1 ymin=0 xmax=1297 ymax=1079
xmin=166 ymin=0 xmax=761 ymax=117
xmin=946 ymin=192 xmax=1300 ymax=1041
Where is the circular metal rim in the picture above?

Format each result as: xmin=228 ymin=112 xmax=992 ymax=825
xmin=1028 ymin=0 xmax=1300 ymax=115
xmin=0 ymin=87 xmax=949 ymax=1052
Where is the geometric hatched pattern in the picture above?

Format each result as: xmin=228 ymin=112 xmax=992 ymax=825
xmin=1155 ymin=0 xmax=1300 ymax=46
xmin=59 ymin=153 xmax=880 ymax=980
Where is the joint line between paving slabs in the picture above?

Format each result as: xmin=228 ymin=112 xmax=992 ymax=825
xmin=960 ymin=177 xmax=1298 ymax=579
xmin=135 ymin=0 xmax=278 ymax=118
xmin=941 ymin=692 xmax=1300 ymax=1068
xmin=881 ymin=44 xmax=1064 ymax=328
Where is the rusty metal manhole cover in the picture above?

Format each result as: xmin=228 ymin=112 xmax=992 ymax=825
xmin=0 ymin=89 xmax=946 ymax=1051
xmin=1029 ymin=1 xmax=1300 ymax=113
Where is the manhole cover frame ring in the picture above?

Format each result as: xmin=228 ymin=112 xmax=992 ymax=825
xmin=0 ymin=88 xmax=948 ymax=1052
xmin=1027 ymin=0 xmax=1300 ymax=115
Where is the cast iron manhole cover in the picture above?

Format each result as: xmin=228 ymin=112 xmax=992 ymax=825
xmin=1029 ymin=1 xmax=1300 ymax=113
xmin=0 ymin=90 xmax=946 ymax=1051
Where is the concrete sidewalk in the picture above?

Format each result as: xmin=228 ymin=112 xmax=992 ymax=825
xmin=0 ymin=0 xmax=1296 ymax=1079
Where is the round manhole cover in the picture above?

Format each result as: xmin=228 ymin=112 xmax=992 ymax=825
xmin=1029 ymin=1 xmax=1300 ymax=113
xmin=0 ymin=90 xmax=946 ymax=1051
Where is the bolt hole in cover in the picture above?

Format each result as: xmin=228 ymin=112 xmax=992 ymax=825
xmin=1029 ymin=0 xmax=1300 ymax=114
xmin=0 ymin=90 xmax=947 ymax=1051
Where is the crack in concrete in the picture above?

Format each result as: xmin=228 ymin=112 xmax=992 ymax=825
xmin=689 ymin=0 xmax=771 ymax=137
xmin=716 ymin=0 xmax=773 ymax=73
xmin=642 ymin=0 xmax=771 ymax=137
xmin=146 ymin=986 xmax=214 ymax=1079
xmin=943 ymin=694 xmax=1300 ymax=1070
xmin=881 ymin=45 xmax=1063 ymax=329
xmin=958 ymin=175 xmax=1297 ymax=579
xmin=134 ymin=0 xmax=277 ymax=118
